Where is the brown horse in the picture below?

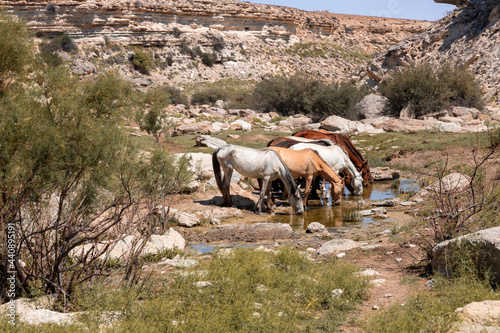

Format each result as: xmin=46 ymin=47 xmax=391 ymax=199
xmin=268 ymin=147 xmax=344 ymax=206
xmin=293 ymin=130 xmax=373 ymax=185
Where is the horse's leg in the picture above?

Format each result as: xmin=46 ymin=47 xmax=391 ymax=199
xmin=265 ymin=180 xmax=274 ymax=214
xmin=256 ymin=176 xmax=270 ymax=214
xmin=303 ymin=176 xmax=313 ymax=207
xmin=222 ymin=164 xmax=234 ymax=207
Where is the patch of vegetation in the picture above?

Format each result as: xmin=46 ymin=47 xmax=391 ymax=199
xmin=117 ymin=247 xmax=370 ymax=332
xmin=251 ymin=73 xmax=370 ymax=121
xmin=172 ymin=27 xmax=183 ymax=38
xmin=287 ymin=42 xmax=371 ymax=63
xmin=189 ymin=78 xmax=254 ymax=108
xmin=364 ymin=270 xmax=499 ymax=333
xmin=130 ymin=48 xmax=153 ymax=74
xmin=381 ymin=63 xmax=484 ymax=118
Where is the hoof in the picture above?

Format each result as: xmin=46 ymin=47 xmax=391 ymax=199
xmin=257 ymin=212 xmax=264 ymax=216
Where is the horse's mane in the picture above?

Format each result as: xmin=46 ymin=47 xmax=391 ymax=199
xmin=266 ymin=148 xmax=298 ymax=193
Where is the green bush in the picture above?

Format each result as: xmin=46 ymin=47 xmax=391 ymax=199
xmin=381 ymin=63 xmax=484 ymax=118
xmin=251 ymin=73 xmax=370 ymax=121
xmin=0 ymin=12 xmax=33 ymax=80
xmin=46 ymin=32 xmax=79 ymax=53
xmin=172 ymin=27 xmax=183 ymax=38
xmin=200 ymin=51 xmax=216 ymax=67
xmin=131 ymin=49 xmax=153 ymax=74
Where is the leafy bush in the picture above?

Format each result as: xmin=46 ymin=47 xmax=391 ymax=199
xmin=381 ymin=63 xmax=484 ymax=118
xmin=172 ymin=27 xmax=183 ymax=38
xmin=251 ymin=73 xmax=369 ymax=121
xmin=131 ymin=49 xmax=153 ymax=74
xmin=45 ymin=32 xmax=79 ymax=53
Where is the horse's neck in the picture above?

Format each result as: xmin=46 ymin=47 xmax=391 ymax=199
xmin=277 ymin=163 xmax=294 ymax=194
xmin=316 ymin=156 xmax=342 ymax=184
xmin=343 ymin=153 xmax=361 ymax=178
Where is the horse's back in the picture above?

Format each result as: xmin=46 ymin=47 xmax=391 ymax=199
xmin=218 ymin=144 xmax=281 ymax=179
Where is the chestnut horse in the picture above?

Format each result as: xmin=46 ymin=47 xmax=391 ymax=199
xmin=293 ymin=130 xmax=373 ymax=185
xmin=212 ymin=145 xmax=304 ymax=215
xmin=268 ymin=147 xmax=344 ymax=206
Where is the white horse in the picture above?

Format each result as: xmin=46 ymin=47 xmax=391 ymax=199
xmin=212 ymin=145 xmax=304 ymax=215
xmin=289 ymin=142 xmax=364 ymax=195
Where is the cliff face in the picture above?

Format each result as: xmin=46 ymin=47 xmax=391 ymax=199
xmin=362 ymin=0 xmax=499 ymax=103
xmin=3 ymin=0 xmax=432 ymax=85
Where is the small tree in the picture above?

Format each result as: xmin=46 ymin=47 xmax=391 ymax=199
xmin=131 ymin=49 xmax=153 ymax=74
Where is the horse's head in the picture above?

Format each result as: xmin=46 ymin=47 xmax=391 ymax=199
xmin=351 ymin=174 xmax=364 ymax=195
xmin=288 ymin=186 xmax=304 ymax=215
xmin=331 ymin=181 xmax=343 ymax=205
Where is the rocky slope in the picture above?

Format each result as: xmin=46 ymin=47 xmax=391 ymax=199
xmin=361 ymin=0 xmax=500 ymax=104
xmin=4 ymin=0 xmax=431 ymax=84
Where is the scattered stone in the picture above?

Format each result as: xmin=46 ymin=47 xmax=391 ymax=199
xmin=426 ymin=279 xmax=437 ymax=288
xmin=227 ymin=134 xmax=240 ymax=140
xmin=384 ymin=294 xmax=393 ymax=298
xmin=317 ymin=239 xmax=359 ymax=256
xmin=360 ymin=244 xmax=380 ymax=251
xmin=371 ymin=279 xmax=386 ymax=286
xmin=306 ymin=222 xmax=327 ymax=233
xmin=396 ymin=258 xmax=403 ymax=262
xmin=171 ymin=210 xmax=200 ymax=228
xmin=353 ymin=94 xmax=392 ymax=119
xmin=359 ymin=269 xmax=381 ymax=277
xmin=336 ymin=253 xmax=346 ymax=258
xmin=359 ymin=207 xmax=387 ymax=216
xmin=372 ymin=305 xmax=380 ymax=310
xmin=332 ymin=289 xmax=344 ymax=299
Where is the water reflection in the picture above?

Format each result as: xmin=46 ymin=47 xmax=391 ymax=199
xmin=270 ymin=179 xmax=420 ymax=230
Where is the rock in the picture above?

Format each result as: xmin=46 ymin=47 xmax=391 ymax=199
xmin=359 ymin=269 xmax=381 ymax=276
xmin=414 ymin=173 xmax=470 ymax=199
xmin=277 ymin=116 xmax=312 ymax=128
xmin=227 ymin=134 xmax=241 ymax=140
xmin=146 ymin=228 xmax=186 ymax=252
xmin=359 ymin=207 xmax=387 ymax=216
xmin=196 ymin=207 xmax=244 ymax=220
xmin=371 ymin=198 xmax=401 ymax=207
xmin=72 ymin=59 xmax=97 ymax=75
xmin=321 ymin=115 xmax=383 ymax=134
xmin=159 ymin=255 xmax=199 ymax=268
xmin=353 ymin=94 xmax=392 ymax=119
xmin=306 ymin=222 xmax=327 ymax=233
xmin=454 ymin=301 xmax=500 ymax=333
xmin=317 ymin=239 xmax=359 ymax=256
xmin=172 ymin=121 xmax=214 ymax=136
xmin=371 ymin=167 xmax=401 ymax=181
xmin=174 ymin=152 xmax=213 ymax=173
xmin=204 ymin=223 xmax=297 ymax=242
xmin=230 ymin=119 xmax=252 ymax=131
xmin=229 ymin=109 xmax=257 ymax=117
xmin=195 ymin=135 xmax=227 ymax=149
xmin=171 ymin=210 xmax=200 ymax=228
xmin=0 ymin=297 xmax=75 ymax=325
xmin=433 ymin=227 xmax=500 ymax=283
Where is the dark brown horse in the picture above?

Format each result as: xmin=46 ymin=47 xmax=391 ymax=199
xmin=292 ymin=130 xmax=373 ymax=185
xmin=266 ymin=137 xmax=333 ymax=149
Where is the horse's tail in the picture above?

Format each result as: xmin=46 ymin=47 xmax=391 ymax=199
xmin=212 ymin=148 xmax=224 ymax=194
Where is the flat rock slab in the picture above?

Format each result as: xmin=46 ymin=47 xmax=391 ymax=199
xmin=371 ymin=167 xmax=400 ymax=181
xmin=317 ymin=239 xmax=359 ymax=256
xmin=203 ymin=223 xmax=300 ymax=243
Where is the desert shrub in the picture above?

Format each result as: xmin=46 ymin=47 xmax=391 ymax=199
xmin=46 ymin=32 xmax=78 ymax=53
xmin=190 ymin=79 xmax=252 ymax=108
xmin=381 ymin=63 xmax=484 ymax=117
xmin=130 ymin=49 xmax=152 ymax=74
xmin=437 ymin=63 xmax=485 ymax=110
xmin=251 ymin=73 xmax=369 ymax=121
xmin=161 ymin=84 xmax=189 ymax=105
xmin=311 ymin=82 xmax=370 ymax=121
xmin=251 ymin=73 xmax=321 ymax=116
xmin=172 ymin=27 xmax=183 ymax=38
xmin=200 ymin=51 xmax=215 ymax=67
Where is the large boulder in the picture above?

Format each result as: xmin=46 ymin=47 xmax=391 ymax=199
xmin=277 ymin=116 xmax=313 ymax=128
xmin=353 ymin=94 xmax=392 ymax=119
xmin=230 ymin=119 xmax=252 ymax=131
xmin=454 ymin=300 xmax=500 ymax=332
xmin=414 ymin=173 xmax=470 ymax=199
xmin=195 ymin=135 xmax=227 ymax=149
xmin=0 ymin=296 xmax=75 ymax=326
xmin=170 ymin=210 xmax=200 ymax=228
xmin=172 ymin=121 xmax=214 ymax=136
xmin=432 ymin=227 xmax=500 ymax=283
